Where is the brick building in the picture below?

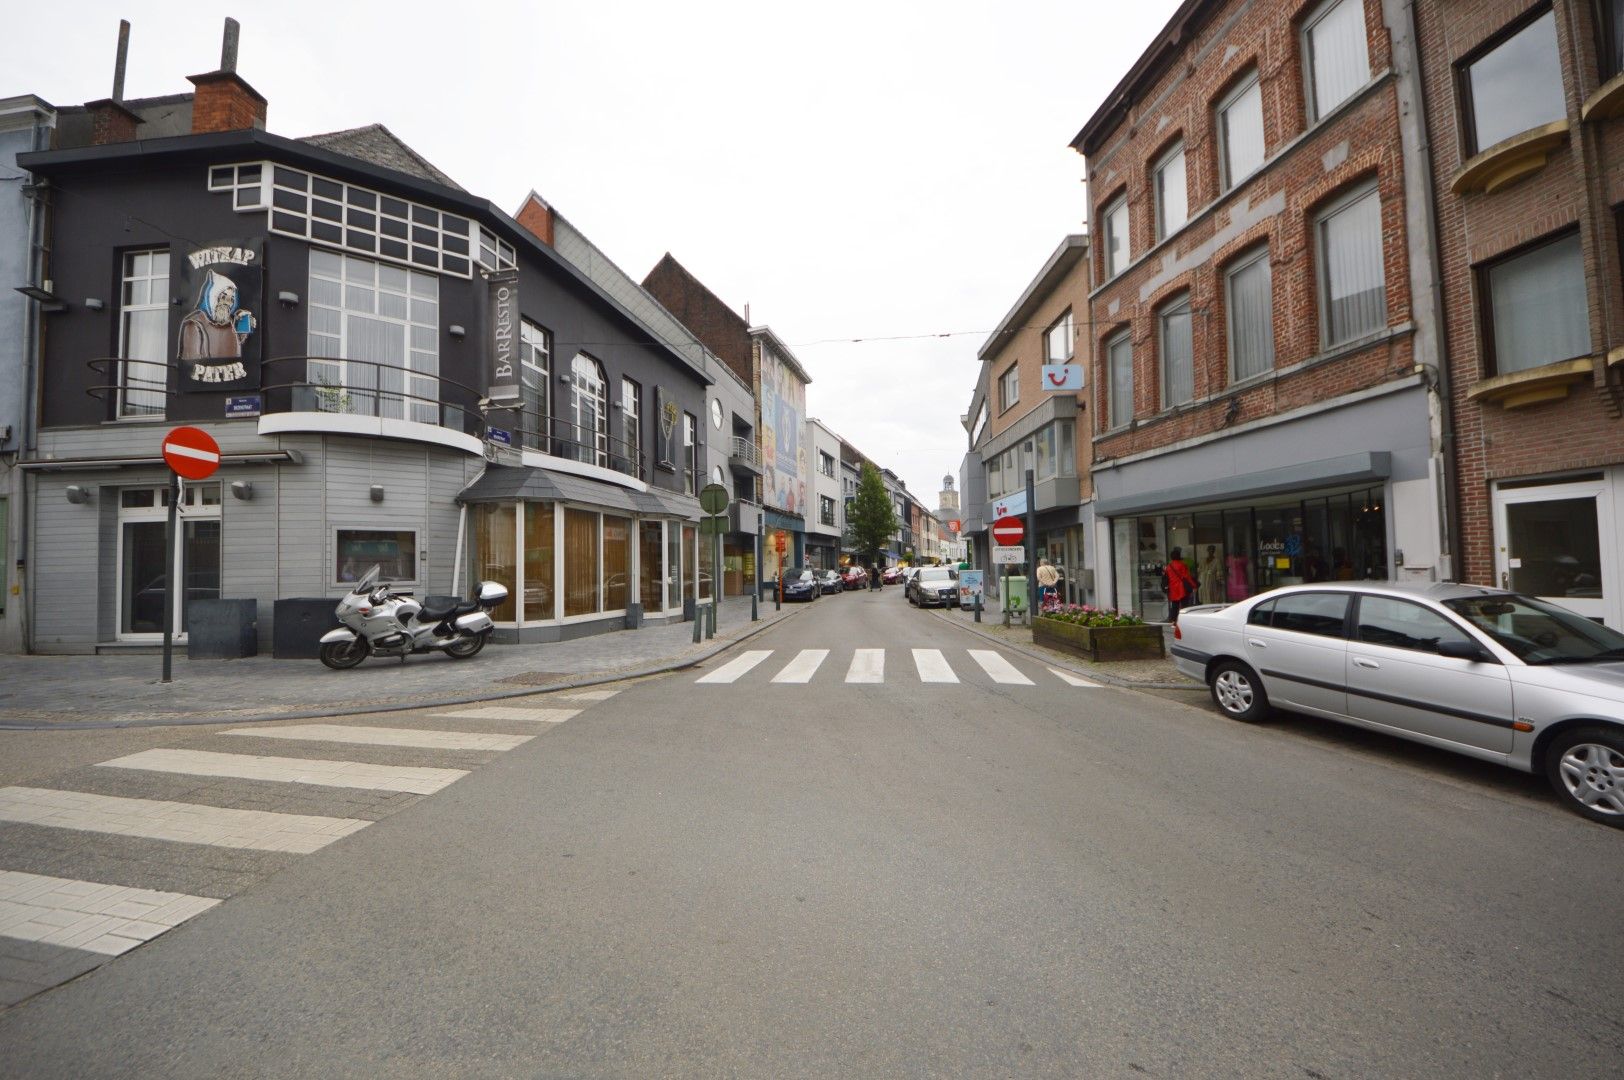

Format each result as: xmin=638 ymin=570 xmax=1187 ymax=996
xmin=1074 ymin=0 xmax=1450 ymax=619
xmin=1413 ymin=0 xmax=1624 ymax=627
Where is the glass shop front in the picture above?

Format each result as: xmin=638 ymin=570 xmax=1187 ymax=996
xmin=1109 ymin=485 xmax=1388 ymax=621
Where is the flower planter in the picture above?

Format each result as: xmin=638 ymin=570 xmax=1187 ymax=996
xmin=1033 ymin=618 xmax=1165 ymax=662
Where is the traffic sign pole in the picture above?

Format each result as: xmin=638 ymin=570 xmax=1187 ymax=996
xmin=161 ymin=472 xmax=179 ymax=683
xmin=158 ymin=427 xmax=221 ymax=683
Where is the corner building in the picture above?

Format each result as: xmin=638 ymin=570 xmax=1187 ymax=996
xmin=1076 ymin=0 xmax=1450 ymax=620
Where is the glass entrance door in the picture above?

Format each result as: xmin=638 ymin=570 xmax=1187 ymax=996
xmin=117 ymin=485 xmax=222 ymax=638
xmin=1494 ymin=479 xmax=1614 ymax=625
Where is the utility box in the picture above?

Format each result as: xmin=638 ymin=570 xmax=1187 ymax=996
xmin=1003 ymin=575 xmax=1029 ymax=617
xmin=272 ymin=598 xmax=341 ymax=659
xmin=187 ymin=599 xmax=258 ymax=659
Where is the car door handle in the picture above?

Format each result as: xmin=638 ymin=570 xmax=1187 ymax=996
xmin=1353 ymin=658 xmax=1380 ymax=669
xmin=1247 ymin=638 xmax=1267 ymax=649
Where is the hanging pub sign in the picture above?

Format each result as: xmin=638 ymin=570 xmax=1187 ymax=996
xmin=486 ymin=270 xmax=522 ymax=404
xmin=175 ymin=240 xmax=262 ymax=393
xmin=654 ymin=386 xmax=680 ymax=469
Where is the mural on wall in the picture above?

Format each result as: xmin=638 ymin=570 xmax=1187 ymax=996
xmin=175 ymin=241 xmax=261 ymax=392
xmin=759 ymin=345 xmax=807 ymax=516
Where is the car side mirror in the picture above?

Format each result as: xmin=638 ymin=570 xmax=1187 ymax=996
xmin=1437 ymin=640 xmax=1491 ymax=662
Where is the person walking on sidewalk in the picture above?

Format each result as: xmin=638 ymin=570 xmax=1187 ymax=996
xmin=1164 ymin=547 xmax=1198 ymax=625
xmin=1036 ymin=558 xmax=1059 ymax=609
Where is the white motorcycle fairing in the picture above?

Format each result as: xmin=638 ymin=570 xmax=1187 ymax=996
xmin=454 ymin=611 xmax=494 ymax=635
xmin=319 ymin=627 xmax=359 ymax=644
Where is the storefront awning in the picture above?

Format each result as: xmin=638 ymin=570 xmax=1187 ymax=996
xmin=634 ymin=487 xmax=703 ymax=519
xmin=456 ymin=465 xmax=640 ymax=513
xmin=1094 ymin=451 xmax=1391 ymax=517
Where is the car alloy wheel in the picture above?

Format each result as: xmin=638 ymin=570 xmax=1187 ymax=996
xmin=1209 ymin=660 xmax=1268 ymax=723
xmin=1546 ymin=728 xmax=1624 ymax=827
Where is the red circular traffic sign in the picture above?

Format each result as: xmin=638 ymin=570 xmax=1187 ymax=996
xmin=161 ymin=426 xmax=222 ymax=481
xmin=991 ymin=515 xmax=1025 ymax=546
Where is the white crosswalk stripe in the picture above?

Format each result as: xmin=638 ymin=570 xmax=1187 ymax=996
xmin=772 ymin=649 xmax=829 ymax=684
xmin=1050 ymin=668 xmax=1102 ymax=687
xmin=0 ymin=871 xmax=220 ymax=955
xmin=224 ymin=725 xmax=534 ymax=752
xmin=97 ymin=749 xmax=467 ymax=795
xmin=968 ymin=650 xmax=1034 ymax=685
xmin=434 ymin=706 xmax=580 ymax=723
xmin=696 ymin=650 xmax=773 ymax=684
xmin=912 ymin=649 xmax=959 ymax=683
xmin=845 ymin=649 xmax=885 ymax=683
xmin=553 ymin=689 xmax=621 ymax=702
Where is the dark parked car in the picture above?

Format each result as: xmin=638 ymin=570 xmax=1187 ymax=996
xmin=816 ymin=569 xmax=843 ymax=595
xmin=882 ymin=567 xmax=904 ymax=585
xmin=778 ymin=568 xmax=820 ymax=602
xmin=908 ymin=566 xmax=959 ymax=608
xmin=841 ymin=566 xmax=868 ymax=590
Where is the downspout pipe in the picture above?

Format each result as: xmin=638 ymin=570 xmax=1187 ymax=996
xmin=18 ymin=107 xmax=53 ymax=653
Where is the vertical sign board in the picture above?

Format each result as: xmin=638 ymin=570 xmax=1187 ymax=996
xmin=176 ymin=240 xmax=262 ymax=394
xmin=486 ymin=271 xmax=521 ymax=404
xmin=654 ymin=387 xmax=681 ymax=469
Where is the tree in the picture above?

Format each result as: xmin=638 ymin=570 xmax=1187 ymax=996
xmin=845 ymin=462 xmax=899 ymax=567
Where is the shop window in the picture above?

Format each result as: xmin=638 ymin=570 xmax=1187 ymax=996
xmin=1159 ymin=295 xmax=1194 ymax=408
xmin=698 ymin=527 xmax=714 ymax=601
xmin=1217 ymin=70 xmax=1265 ymax=192
xmin=1481 ymin=231 xmax=1591 ymax=375
xmin=1154 ymin=142 xmax=1188 ymax=241
xmin=519 ymin=321 xmax=550 ymax=452
xmin=563 ymin=508 xmax=601 ymax=617
xmin=621 ymin=377 xmax=641 ymax=470
xmin=308 ymin=250 xmax=439 ymax=424
xmin=1045 ymin=310 xmax=1074 ymax=362
xmin=118 ymin=249 xmax=170 ymax=418
xmin=1107 ymin=331 xmax=1134 ymax=428
xmin=639 ymin=521 xmax=665 ymax=613
xmin=683 ymin=413 xmax=698 ymax=495
xmin=1459 ymin=9 xmax=1566 ymax=155
xmin=523 ymin=502 xmax=554 ymax=622
xmin=569 ymin=354 xmax=608 ymax=467
xmin=1316 ymin=182 xmax=1386 ymax=347
xmin=1225 ymin=247 xmax=1275 ymax=382
xmin=1269 ymin=592 xmax=1350 ymax=637
xmin=604 ymin=515 xmax=630 ymax=611
xmin=1355 ymin=596 xmax=1475 ymax=653
xmin=1602 ymin=0 xmax=1624 ymax=81
xmin=1103 ymin=196 xmax=1130 ymax=279
xmin=1302 ymin=0 xmax=1371 ymax=123
xmin=999 ymin=364 xmax=1020 ymax=411
xmin=337 ymin=528 xmax=417 ymax=587
xmin=682 ymin=524 xmax=697 ymax=601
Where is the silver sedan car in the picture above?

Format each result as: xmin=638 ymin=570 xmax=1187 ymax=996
xmin=1171 ymin=581 xmax=1624 ymax=828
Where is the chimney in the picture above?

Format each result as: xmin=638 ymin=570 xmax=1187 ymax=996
xmin=86 ymin=20 xmax=142 ymax=145
xmin=188 ymin=18 xmax=267 ymax=134
xmin=515 ymin=191 xmax=555 ymax=247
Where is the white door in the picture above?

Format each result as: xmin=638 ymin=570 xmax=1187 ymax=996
xmin=1493 ymin=478 xmax=1615 ymax=626
xmin=116 ymin=484 xmax=223 ymax=640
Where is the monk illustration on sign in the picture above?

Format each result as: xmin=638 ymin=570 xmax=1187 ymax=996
xmin=177 ymin=269 xmax=256 ymax=364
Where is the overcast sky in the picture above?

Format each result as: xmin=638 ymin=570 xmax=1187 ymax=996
xmin=5 ymin=0 xmax=1181 ymax=505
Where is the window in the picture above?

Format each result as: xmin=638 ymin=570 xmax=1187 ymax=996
xmin=819 ymin=451 xmax=836 ymax=478
xmin=621 ymin=376 xmax=641 ymax=466
xmin=970 ymin=403 xmax=989 ymax=445
xmin=1316 ymin=183 xmax=1386 ymax=346
xmin=1154 ymin=142 xmax=1189 ymax=241
xmin=1356 ymin=596 xmax=1476 ymax=654
xmin=569 ymin=353 xmax=607 ymax=467
xmin=986 ymin=450 xmax=1003 ymax=496
xmin=0 ymin=497 xmax=8 ymax=616
xmin=1602 ymin=0 xmax=1624 ymax=81
xmin=1482 ymin=232 xmax=1591 ymax=375
xmin=1248 ymin=599 xmax=1276 ymax=626
xmin=683 ymin=412 xmax=698 ymax=495
xmin=1057 ymin=419 xmax=1075 ymax=476
xmin=820 ymin=495 xmax=837 ymax=527
xmin=1217 ymin=71 xmax=1265 ymax=191
xmin=1103 ymin=197 xmax=1130 ymax=278
xmin=1460 ymin=10 xmax=1566 ymax=155
xmin=336 ymin=529 xmax=417 ymax=585
xmin=118 ymin=249 xmax=170 ymax=417
xmin=1269 ymin=592 xmax=1350 ymax=637
xmin=1000 ymin=365 xmax=1021 ymax=411
xmin=1159 ymin=295 xmax=1194 ymax=409
xmin=308 ymin=250 xmax=439 ymax=424
xmin=1045 ymin=310 xmax=1074 ymax=362
xmin=1107 ymin=331 xmax=1134 ymax=428
xmin=563 ymin=508 xmax=600 ymax=617
xmin=1035 ymin=424 xmax=1058 ymax=481
xmin=603 ymin=515 xmax=630 ymax=612
xmin=523 ymin=502 xmax=554 ymax=622
xmin=519 ymin=320 xmax=550 ymax=451
xmin=1302 ymin=0 xmax=1371 ymax=122
xmin=1226 ymin=248 xmax=1275 ymax=382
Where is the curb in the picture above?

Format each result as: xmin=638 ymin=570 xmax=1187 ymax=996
xmin=0 ymin=605 xmax=804 ymax=733
xmin=925 ymin=608 xmax=1196 ymax=691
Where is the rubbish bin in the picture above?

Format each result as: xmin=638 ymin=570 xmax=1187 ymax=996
xmin=272 ymin=598 xmax=341 ymax=659
xmin=187 ymin=599 xmax=259 ymax=659
xmin=1003 ymin=575 xmax=1029 ymax=618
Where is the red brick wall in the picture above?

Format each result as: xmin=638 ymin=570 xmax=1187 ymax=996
xmin=186 ymin=73 xmax=267 ymax=134
xmin=642 ymin=254 xmax=754 ymax=386
xmin=1414 ymin=0 xmax=1624 ymax=585
xmin=1083 ymin=0 xmax=1419 ymax=468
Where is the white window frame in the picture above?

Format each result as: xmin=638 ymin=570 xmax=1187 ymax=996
xmin=520 ymin=320 xmax=550 ymax=452
xmin=1159 ymin=294 xmax=1195 ymax=409
xmin=118 ymin=249 xmax=171 ymax=418
xmin=1103 ymin=196 xmax=1130 ymax=279
xmin=1301 ymin=0 xmax=1371 ymax=123
xmin=1217 ymin=70 xmax=1265 ymax=192
xmin=116 ymin=484 xmax=222 ymax=640
xmin=621 ymin=376 xmax=641 ymax=467
xmin=1225 ymin=246 xmax=1276 ymax=383
xmin=683 ymin=412 xmax=698 ymax=495
xmin=1045 ymin=310 xmax=1074 ymax=363
xmin=1153 ymin=141 xmax=1189 ymax=241
xmin=1107 ymin=331 xmax=1134 ymax=429
xmin=1000 ymin=365 xmax=1020 ymax=411
xmin=1315 ymin=180 xmax=1387 ymax=348
xmin=570 ymin=353 xmax=608 ymax=468
xmin=307 ymin=250 xmax=440 ymax=424
xmin=333 ymin=527 xmax=420 ymax=587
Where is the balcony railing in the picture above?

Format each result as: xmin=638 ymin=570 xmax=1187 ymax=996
xmin=506 ymin=414 xmax=644 ymax=481
xmin=729 ymin=435 xmax=762 ymax=471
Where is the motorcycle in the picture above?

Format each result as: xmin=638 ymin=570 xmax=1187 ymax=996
xmin=318 ymin=564 xmax=509 ymax=670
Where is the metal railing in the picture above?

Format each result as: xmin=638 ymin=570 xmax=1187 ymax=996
xmin=505 ymin=414 xmax=644 ymax=480
xmin=729 ymin=435 xmax=762 ymax=469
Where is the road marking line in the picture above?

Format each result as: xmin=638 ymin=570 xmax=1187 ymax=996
xmin=434 ymin=707 xmax=581 ymax=723
xmin=97 ymin=749 xmax=467 ymax=795
xmin=969 ymin=650 xmax=1034 ymax=685
xmin=0 ymin=871 xmax=220 ymax=955
xmin=224 ymin=725 xmax=533 ymax=752
xmin=553 ymin=690 xmax=620 ymax=702
xmin=845 ymin=649 xmax=885 ymax=683
xmin=696 ymin=650 xmax=773 ymax=684
xmin=1050 ymin=668 xmax=1102 ymax=688
xmin=912 ymin=649 xmax=958 ymax=683
xmin=772 ymin=649 xmax=830 ymax=684
xmin=0 ymin=787 xmax=368 ymax=853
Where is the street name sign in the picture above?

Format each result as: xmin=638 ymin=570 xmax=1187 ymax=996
xmin=162 ymin=426 xmax=221 ymax=481
xmin=991 ymin=515 xmax=1024 ymax=546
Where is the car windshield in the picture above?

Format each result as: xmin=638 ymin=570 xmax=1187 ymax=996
xmin=919 ymin=569 xmax=955 ymax=582
xmin=787 ymin=569 xmax=814 ymax=581
xmin=1443 ymin=594 xmax=1624 ymax=664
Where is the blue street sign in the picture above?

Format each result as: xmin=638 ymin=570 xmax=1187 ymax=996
xmin=225 ymin=394 xmax=262 ymax=418
xmin=488 ymin=428 xmax=513 ymax=446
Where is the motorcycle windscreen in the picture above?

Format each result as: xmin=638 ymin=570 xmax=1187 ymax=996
xmin=351 ymin=565 xmax=381 ymax=594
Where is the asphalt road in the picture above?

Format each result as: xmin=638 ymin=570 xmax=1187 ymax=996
xmin=0 ymin=587 xmax=1618 ymax=1078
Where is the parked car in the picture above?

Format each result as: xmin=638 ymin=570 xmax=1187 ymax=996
xmin=882 ymin=567 xmax=904 ymax=585
xmin=841 ymin=566 xmax=868 ymax=590
xmin=897 ymin=567 xmax=920 ymax=594
xmin=777 ymin=568 xmax=820 ymax=602
xmin=1171 ymin=581 xmax=1624 ymax=827
xmin=908 ymin=566 xmax=959 ymax=608
xmin=816 ymin=569 xmax=844 ymax=595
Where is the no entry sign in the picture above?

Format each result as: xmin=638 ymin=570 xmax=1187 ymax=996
xmin=991 ymin=515 xmax=1025 ymax=547
xmin=162 ymin=426 xmax=222 ymax=481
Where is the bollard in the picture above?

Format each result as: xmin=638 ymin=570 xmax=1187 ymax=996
xmin=751 ymin=589 xmax=759 ymax=621
xmin=974 ymin=593 xmax=982 ymax=623
xmin=692 ymin=607 xmax=702 ymax=643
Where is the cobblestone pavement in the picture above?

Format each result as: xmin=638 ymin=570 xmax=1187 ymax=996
xmin=925 ymin=607 xmax=1193 ymax=688
xmin=0 ymin=597 xmax=802 ymax=729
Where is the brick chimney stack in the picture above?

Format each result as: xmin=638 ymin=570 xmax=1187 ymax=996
xmin=515 ymin=191 xmax=556 ymax=247
xmin=188 ymin=18 xmax=267 ymax=134
xmin=86 ymin=19 xmax=142 ymax=145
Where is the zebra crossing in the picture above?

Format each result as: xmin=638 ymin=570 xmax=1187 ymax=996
xmin=693 ymin=647 xmax=1102 ymax=689
xmin=0 ymin=687 xmax=618 ymax=1006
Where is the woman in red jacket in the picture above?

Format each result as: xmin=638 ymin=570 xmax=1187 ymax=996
xmin=1164 ymin=547 xmax=1198 ymax=625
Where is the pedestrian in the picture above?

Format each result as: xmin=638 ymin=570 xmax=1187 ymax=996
xmin=870 ymin=560 xmax=882 ymax=590
xmin=1164 ymin=547 xmax=1198 ymax=625
xmin=1036 ymin=557 xmax=1059 ymax=609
